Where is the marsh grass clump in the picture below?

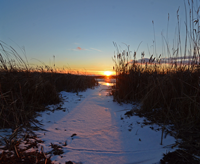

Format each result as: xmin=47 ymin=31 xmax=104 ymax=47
xmin=0 ymin=41 xmax=98 ymax=163
xmin=112 ymin=49 xmax=200 ymax=163
xmin=112 ymin=0 xmax=200 ymax=162
xmin=0 ymin=41 xmax=98 ymax=130
xmin=0 ymin=129 xmax=52 ymax=164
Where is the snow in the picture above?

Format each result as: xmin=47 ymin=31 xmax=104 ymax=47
xmin=0 ymin=78 xmax=176 ymax=163
xmin=33 ymin=78 xmax=176 ymax=164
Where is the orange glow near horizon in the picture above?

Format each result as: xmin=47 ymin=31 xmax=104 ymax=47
xmin=37 ymin=68 xmax=115 ymax=76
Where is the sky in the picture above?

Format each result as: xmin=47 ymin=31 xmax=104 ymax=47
xmin=0 ymin=0 xmax=188 ymax=75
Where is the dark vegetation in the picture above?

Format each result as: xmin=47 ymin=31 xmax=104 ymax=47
xmin=0 ymin=41 xmax=98 ymax=163
xmin=112 ymin=1 xmax=200 ymax=163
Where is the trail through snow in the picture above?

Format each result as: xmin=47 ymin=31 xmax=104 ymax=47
xmin=35 ymin=80 xmax=176 ymax=164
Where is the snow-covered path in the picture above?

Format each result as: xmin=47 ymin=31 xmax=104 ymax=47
xmin=36 ymin=81 xmax=175 ymax=164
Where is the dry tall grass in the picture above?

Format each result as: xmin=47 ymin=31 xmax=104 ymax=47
xmin=112 ymin=0 xmax=200 ymax=163
xmin=0 ymin=41 xmax=98 ymax=130
xmin=0 ymin=41 xmax=98 ymax=163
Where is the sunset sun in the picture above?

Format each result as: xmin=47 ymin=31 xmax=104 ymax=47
xmin=104 ymin=71 xmax=112 ymax=76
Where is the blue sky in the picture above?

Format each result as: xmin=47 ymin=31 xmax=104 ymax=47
xmin=0 ymin=0 xmax=186 ymax=75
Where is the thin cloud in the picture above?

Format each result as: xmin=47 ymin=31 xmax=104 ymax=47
xmin=76 ymin=47 xmax=91 ymax=51
xmin=128 ymin=56 xmax=200 ymax=65
xmin=68 ymin=47 xmax=91 ymax=51
xmin=76 ymin=47 xmax=85 ymax=50
xmin=68 ymin=47 xmax=84 ymax=51
xmin=90 ymin=48 xmax=102 ymax=52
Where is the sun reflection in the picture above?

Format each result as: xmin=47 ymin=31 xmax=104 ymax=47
xmin=106 ymin=83 xmax=110 ymax=86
